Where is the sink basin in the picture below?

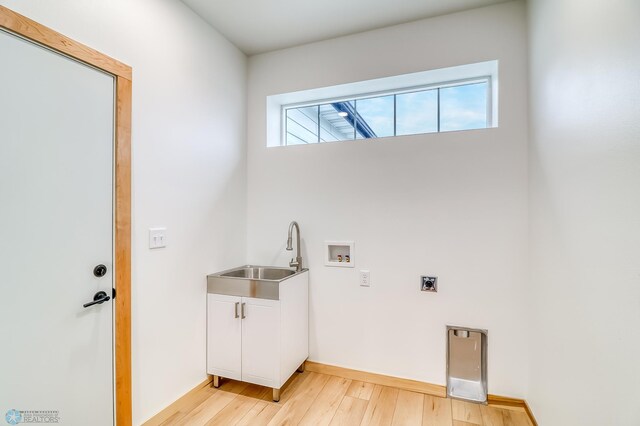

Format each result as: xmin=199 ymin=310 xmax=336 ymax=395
xmin=220 ymin=266 xmax=296 ymax=281
xmin=207 ymin=265 xmax=307 ymax=300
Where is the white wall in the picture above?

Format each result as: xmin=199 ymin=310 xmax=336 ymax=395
xmin=527 ymin=0 xmax=640 ymax=424
xmin=247 ymin=1 xmax=529 ymax=397
xmin=0 ymin=0 xmax=247 ymax=423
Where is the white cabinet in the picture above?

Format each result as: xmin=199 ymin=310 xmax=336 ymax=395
xmin=206 ymin=294 xmax=242 ymax=381
xmin=206 ymin=270 xmax=308 ymax=396
xmin=241 ymin=297 xmax=280 ymax=387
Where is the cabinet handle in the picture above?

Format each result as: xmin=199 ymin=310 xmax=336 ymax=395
xmin=241 ymin=302 xmax=246 ymax=319
xmin=234 ymin=302 xmax=239 ymax=319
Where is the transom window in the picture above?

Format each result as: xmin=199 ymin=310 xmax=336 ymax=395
xmin=284 ymin=79 xmax=490 ymax=146
xmin=266 ymin=61 xmax=498 ymax=147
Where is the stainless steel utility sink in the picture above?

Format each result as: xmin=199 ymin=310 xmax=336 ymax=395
xmin=220 ymin=266 xmax=296 ymax=281
xmin=207 ymin=265 xmax=308 ymax=300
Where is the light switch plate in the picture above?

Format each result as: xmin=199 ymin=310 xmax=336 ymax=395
xmin=149 ymin=228 xmax=167 ymax=249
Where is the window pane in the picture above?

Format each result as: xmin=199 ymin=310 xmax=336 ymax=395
xmin=396 ymin=89 xmax=438 ymax=136
xmin=355 ymin=95 xmax=394 ymax=139
xmin=320 ymin=102 xmax=355 ymax=142
xmin=439 ymin=82 xmax=488 ymax=132
xmin=286 ymin=106 xmax=319 ymax=145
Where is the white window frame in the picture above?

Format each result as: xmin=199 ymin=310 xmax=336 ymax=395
xmin=266 ymin=60 xmax=498 ymax=147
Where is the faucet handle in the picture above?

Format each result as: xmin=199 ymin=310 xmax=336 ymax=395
xmin=289 ymin=258 xmax=299 ymax=268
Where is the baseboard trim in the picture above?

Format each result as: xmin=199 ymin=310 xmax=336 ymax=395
xmin=524 ymin=400 xmax=539 ymax=426
xmin=306 ymin=361 xmax=538 ymax=426
xmin=487 ymin=393 xmax=526 ymax=407
xmin=142 ymin=376 xmax=212 ymax=426
xmin=305 ymin=361 xmax=446 ymax=397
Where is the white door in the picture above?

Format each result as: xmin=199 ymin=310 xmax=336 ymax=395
xmin=207 ymin=294 xmax=242 ymax=380
xmin=241 ymin=297 xmax=280 ymax=387
xmin=0 ymin=29 xmax=115 ymax=425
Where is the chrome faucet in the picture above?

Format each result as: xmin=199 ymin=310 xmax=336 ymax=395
xmin=286 ymin=221 xmax=302 ymax=271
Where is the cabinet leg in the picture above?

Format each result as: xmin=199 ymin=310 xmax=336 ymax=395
xmin=297 ymin=361 xmax=305 ymax=373
xmin=272 ymin=388 xmax=280 ymax=403
xmin=212 ymin=375 xmax=221 ymax=388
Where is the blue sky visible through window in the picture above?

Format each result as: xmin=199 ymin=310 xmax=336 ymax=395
xmin=440 ymin=82 xmax=487 ymax=131
xmin=285 ymin=80 xmax=489 ymax=144
xmin=355 ymin=95 xmax=394 ymax=138
xmin=396 ymin=89 xmax=438 ymax=135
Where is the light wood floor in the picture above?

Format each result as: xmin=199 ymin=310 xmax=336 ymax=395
xmin=146 ymin=371 xmax=534 ymax=426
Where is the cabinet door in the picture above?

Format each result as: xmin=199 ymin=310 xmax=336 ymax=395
xmin=207 ymin=294 xmax=242 ymax=380
xmin=241 ymin=297 xmax=280 ymax=387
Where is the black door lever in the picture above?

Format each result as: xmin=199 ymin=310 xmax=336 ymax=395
xmin=83 ymin=291 xmax=111 ymax=308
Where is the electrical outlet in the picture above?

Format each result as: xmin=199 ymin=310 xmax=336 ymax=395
xmin=360 ymin=270 xmax=370 ymax=287
xmin=149 ymin=227 xmax=167 ymax=249
xmin=421 ymin=276 xmax=437 ymax=292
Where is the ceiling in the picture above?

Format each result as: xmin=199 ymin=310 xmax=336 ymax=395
xmin=182 ymin=0 xmax=508 ymax=55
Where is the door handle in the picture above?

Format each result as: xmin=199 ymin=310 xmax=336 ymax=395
xmin=83 ymin=291 xmax=111 ymax=308
xmin=241 ymin=302 xmax=246 ymax=319
xmin=234 ymin=302 xmax=239 ymax=319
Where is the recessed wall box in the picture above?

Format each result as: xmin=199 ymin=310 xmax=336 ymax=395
xmin=421 ymin=276 xmax=438 ymax=292
xmin=446 ymin=326 xmax=488 ymax=404
xmin=324 ymin=241 xmax=354 ymax=268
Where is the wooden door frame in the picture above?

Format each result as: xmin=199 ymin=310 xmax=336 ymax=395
xmin=0 ymin=6 xmax=133 ymax=425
